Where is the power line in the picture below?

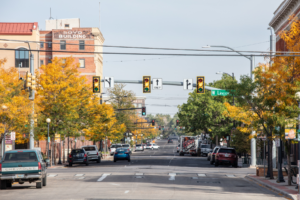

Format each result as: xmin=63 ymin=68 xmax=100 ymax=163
xmin=0 ymin=38 xmax=292 ymax=54
xmin=0 ymin=48 xmax=298 ymax=57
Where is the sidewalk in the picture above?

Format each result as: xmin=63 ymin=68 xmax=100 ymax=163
xmin=246 ymin=175 xmax=299 ymax=199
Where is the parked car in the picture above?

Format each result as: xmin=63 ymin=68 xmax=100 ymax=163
xmin=168 ymin=139 xmax=173 ymax=143
xmin=135 ymin=144 xmax=144 ymax=151
xmin=69 ymin=149 xmax=90 ymax=166
xmin=114 ymin=148 xmax=131 ymax=162
xmin=200 ymin=144 xmax=212 ymax=157
xmin=0 ymin=149 xmax=47 ymax=189
xmin=177 ymin=144 xmax=180 ymax=153
xmin=146 ymin=143 xmax=159 ymax=150
xmin=81 ymin=145 xmax=101 ymax=163
xmin=207 ymin=150 xmax=213 ymax=161
xmin=214 ymin=147 xmax=238 ymax=167
xmin=210 ymin=146 xmax=220 ymax=165
xmin=122 ymin=144 xmax=132 ymax=154
xmin=110 ymin=144 xmax=123 ymax=156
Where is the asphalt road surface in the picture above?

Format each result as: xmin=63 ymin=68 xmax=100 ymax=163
xmin=0 ymin=139 xmax=285 ymax=200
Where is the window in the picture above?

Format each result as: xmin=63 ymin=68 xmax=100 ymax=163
xmin=83 ymin=147 xmax=96 ymax=151
xmin=4 ymin=152 xmax=37 ymax=162
xmin=48 ymin=42 xmax=52 ymax=48
xmin=219 ymin=149 xmax=236 ymax=154
xmin=60 ymin=40 xmax=66 ymax=50
xmin=48 ymin=60 xmax=52 ymax=64
xmin=40 ymin=60 xmax=44 ymax=65
xmin=79 ymin=40 xmax=85 ymax=50
xmin=79 ymin=59 xmax=85 ymax=68
xmin=138 ymin=103 xmax=142 ymax=108
xmin=40 ymin=42 xmax=44 ymax=48
xmin=65 ymin=24 xmax=70 ymax=28
xmin=15 ymin=48 xmax=29 ymax=68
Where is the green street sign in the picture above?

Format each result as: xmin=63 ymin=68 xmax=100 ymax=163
xmin=211 ymin=90 xmax=230 ymax=96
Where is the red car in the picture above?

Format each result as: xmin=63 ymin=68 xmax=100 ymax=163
xmin=214 ymin=147 xmax=238 ymax=167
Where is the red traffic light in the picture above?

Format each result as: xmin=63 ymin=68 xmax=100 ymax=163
xmin=198 ymin=79 xmax=203 ymax=82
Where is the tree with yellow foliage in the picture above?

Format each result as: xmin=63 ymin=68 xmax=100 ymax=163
xmin=0 ymin=58 xmax=32 ymax=147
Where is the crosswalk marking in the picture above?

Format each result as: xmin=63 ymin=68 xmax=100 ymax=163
xmin=48 ymin=174 xmax=57 ymax=177
xmin=75 ymin=174 xmax=85 ymax=176
xmin=135 ymin=173 xmax=143 ymax=176
xmin=169 ymin=173 xmax=176 ymax=181
xmin=78 ymin=177 xmax=85 ymax=179
xmin=226 ymin=175 xmax=235 ymax=177
xmin=198 ymin=174 xmax=206 ymax=177
xmin=97 ymin=173 xmax=110 ymax=182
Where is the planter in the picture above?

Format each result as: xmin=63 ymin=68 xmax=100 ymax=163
xmin=256 ymin=166 xmax=287 ymax=176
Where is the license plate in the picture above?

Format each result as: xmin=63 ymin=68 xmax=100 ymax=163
xmin=119 ymin=153 xmax=124 ymax=155
xmin=225 ymin=154 xmax=229 ymax=157
xmin=15 ymin=174 xmax=24 ymax=178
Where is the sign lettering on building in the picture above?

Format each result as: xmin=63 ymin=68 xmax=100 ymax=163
xmin=54 ymin=30 xmax=92 ymax=39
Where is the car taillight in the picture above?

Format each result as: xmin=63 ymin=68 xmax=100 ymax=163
xmin=0 ymin=163 xmax=2 ymax=172
xmin=38 ymin=162 xmax=42 ymax=170
xmin=115 ymin=152 xmax=118 ymax=154
xmin=125 ymin=152 xmax=129 ymax=154
xmin=216 ymin=153 xmax=219 ymax=157
xmin=84 ymin=154 xmax=87 ymax=157
xmin=97 ymin=152 xmax=99 ymax=155
xmin=128 ymin=149 xmax=130 ymax=151
xmin=69 ymin=154 xmax=72 ymax=158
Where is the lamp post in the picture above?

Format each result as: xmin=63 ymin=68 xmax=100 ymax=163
xmin=296 ymin=92 xmax=300 ymax=190
xmin=1 ymin=105 xmax=8 ymax=157
xmin=46 ymin=118 xmax=51 ymax=159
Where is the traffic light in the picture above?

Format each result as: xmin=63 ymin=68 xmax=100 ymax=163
xmin=26 ymin=72 xmax=32 ymax=88
xmin=176 ymin=119 xmax=179 ymax=126
xmin=162 ymin=126 xmax=164 ymax=130
xmin=196 ymin=76 xmax=205 ymax=94
xmin=152 ymin=119 xmax=155 ymax=126
xmin=142 ymin=107 xmax=146 ymax=116
xmin=159 ymin=126 xmax=161 ymax=130
xmin=143 ymin=76 xmax=151 ymax=93
xmin=93 ymin=76 xmax=101 ymax=93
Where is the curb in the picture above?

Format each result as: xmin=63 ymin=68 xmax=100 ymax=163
xmin=245 ymin=176 xmax=296 ymax=200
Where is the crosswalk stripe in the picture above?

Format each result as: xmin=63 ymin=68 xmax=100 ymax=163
xmin=198 ymin=174 xmax=206 ymax=177
xmin=169 ymin=173 xmax=176 ymax=181
xmin=135 ymin=173 xmax=143 ymax=176
xmin=48 ymin=174 xmax=57 ymax=177
xmin=97 ymin=173 xmax=110 ymax=182
xmin=226 ymin=175 xmax=235 ymax=177
xmin=75 ymin=174 xmax=85 ymax=176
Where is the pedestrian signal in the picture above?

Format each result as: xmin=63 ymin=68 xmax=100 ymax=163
xmin=196 ymin=76 xmax=205 ymax=94
xmin=143 ymin=76 xmax=151 ymax=93
xmin=93 ymin=76 xmax=101 ymax=93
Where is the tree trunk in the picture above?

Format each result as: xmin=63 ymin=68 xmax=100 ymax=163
xmin=286 ymin=140 xmax=292 ymax=185
xmin=215 ymin=135 xmax=218 ymax=146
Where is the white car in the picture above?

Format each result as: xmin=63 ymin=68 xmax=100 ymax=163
xmin=81 ymin=145 xmax=101 ymax=163
xmin=110 ymin=144 xmax=123 ymax=155
xmin=146 ymin=143 xmax=159 ymax=150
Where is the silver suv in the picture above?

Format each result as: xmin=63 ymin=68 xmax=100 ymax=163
xmin=81 ymin=145 xmax=101 ymax=163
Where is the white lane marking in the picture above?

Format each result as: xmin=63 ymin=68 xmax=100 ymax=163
xmin=75 ymin=174 xmax=85 ymax=176
xmin=78 ymin=177 xmax=85 ymax=179
xmin=135 ymin=173 xmax=143 ymax=176
xmin=192 ymin=177 xmax=198 ymax=179
xmin=48 ymin=174 xmax=57 ymax=177
xmin=198 ymin=174 xmax=206 ymax=177
xmin=110 ymin=183 xmax=120 ymax=186
xmin=169 ymin=173 xmax=176 ymax=181
xmin=125 ymin=190 xmax=130 ymax=194
xmin=97 ymin=173 xmax=110 ymax=182
xmin=226 ymin=175 xmax=235 ymax=178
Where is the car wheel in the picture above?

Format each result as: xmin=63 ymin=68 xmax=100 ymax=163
xmin=86 ymin=160 xmax=89 ymax=166
xmin=0 ymin=180 xmax=7 ymax=189
xmin=114 ymin=159 xmax=117 ymax=162
xmin=6 ymin=181 xmax=12 ymax=188
xmin=128 ymin=159 xmax=131 ymax=162
xmin=214 ymin=161 xmax=219 ymax=167
xmin=69 ymin=162 xmax=72 ymax=167
xmin=97 ymin=157 xmax=101 ymax=163
xmin=43 ymin=175 xmax=47 ymax=186
xmin=36 ymin=180 xmax=43 ymax=189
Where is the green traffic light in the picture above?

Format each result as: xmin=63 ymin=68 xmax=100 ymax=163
xmin=145 ymin=87 xmax=149 ymax=91
xmin=199 ymin=88 xmax=202 ymax=91
xmin=94 ymin=88 xmax=98 ymax=91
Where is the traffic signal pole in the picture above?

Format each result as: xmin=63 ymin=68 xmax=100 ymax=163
xmin=28 ymin=43 xmax=35 ymax=150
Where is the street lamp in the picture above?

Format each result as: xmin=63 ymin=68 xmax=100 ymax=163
xmin=1 ymin=105 xmax=8 ymax=157
xmin=203 ymin=45 xmax=254 ymax=80
xmin=46 ymin=118 xmax=51 ymax=160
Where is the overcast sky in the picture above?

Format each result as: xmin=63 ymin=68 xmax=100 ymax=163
xmin=2 ymin=0 xmax=283 ymax=116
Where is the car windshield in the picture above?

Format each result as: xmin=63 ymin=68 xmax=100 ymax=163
xmin=219 ymin=149 xmax=236 ymax=154
xmin=72 ymin=149 xmax=84 ymax=154
xmin=201 ymin=145 xmax=210 ymax=148
xmin=117 ymin=148 xmax=127 ymax=152
xmin=213 ymin=148 xmax=219 ymax=153
xmin=136 ymin=145 xmax=141 ymax=147
xmin=123 ymin=144 xmax=130 ymax=147
xmin=147 ymin=144 xmax=151 ymax=146
xmin=111 ymin=145 xmax=116 ymax=148
xmin=116 ymin=145 xmax=122 ymax=148
xmin=4 ymin=152 xmax=38 ymax=162
xmin=83 ymin=147 xmax=96 ymax=151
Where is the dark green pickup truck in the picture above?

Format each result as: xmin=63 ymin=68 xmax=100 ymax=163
xmin=0 ymin=149 xmax=47 ymax=189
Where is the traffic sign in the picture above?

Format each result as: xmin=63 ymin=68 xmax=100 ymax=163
xmin=104 ymin=77 xmax=114 ymax=88
xmin=152 ymin=78 xmax=163 ymax=90
xmin=183 ymin=79 xmax=193 ymax=90
xmin=211 ymin=90 xmax=230 ymax=96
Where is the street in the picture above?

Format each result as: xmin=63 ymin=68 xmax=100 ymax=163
xmin=0 ymin=140 xmax=284 ymax=200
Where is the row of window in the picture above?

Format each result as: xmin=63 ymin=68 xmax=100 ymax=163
xmin=40 ymin=40 xmax=85 ymax=50
xmin=40 ymin=59 xmax=85 ymax=68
